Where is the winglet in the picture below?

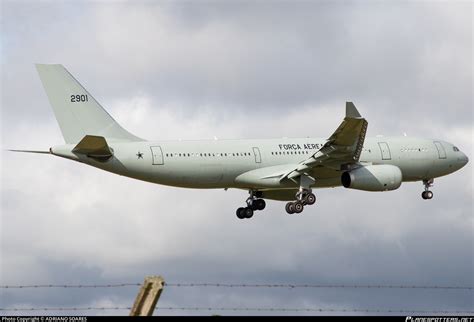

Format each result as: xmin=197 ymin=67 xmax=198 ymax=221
xmin=346 ymin=102 xmax=362 ymax=118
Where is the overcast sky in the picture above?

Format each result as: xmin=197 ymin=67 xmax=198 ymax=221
xmin=1 ymin=0 xmax=473 ymax=316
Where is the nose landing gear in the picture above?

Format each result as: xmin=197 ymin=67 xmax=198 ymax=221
xmin=421 ymin=179 xmax=434 ymax=200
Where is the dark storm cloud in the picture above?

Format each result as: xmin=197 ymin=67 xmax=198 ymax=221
xmin=1 ymin=0 xmax=472 ymax=316
xmin=2 ymin=1 xmax=471 ymax=128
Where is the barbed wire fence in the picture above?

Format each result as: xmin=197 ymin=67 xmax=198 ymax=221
xmin=1 ymin=282 xmax=472 ymax=290
xmin=1 ymin=281 xmax=473 ymax=314
xmin=1 ymin=307 xmax=474 ymax=314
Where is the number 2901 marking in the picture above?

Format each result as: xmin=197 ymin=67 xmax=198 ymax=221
xmin=70 ymin=94 xmax=88 ymax=102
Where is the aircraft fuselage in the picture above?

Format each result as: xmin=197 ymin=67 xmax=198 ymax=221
xmin=51 ymin=136 xmax=468 ymax=197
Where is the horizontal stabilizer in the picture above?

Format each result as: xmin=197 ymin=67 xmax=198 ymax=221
xmin=72 ymin=135 xmax=113 ymax=159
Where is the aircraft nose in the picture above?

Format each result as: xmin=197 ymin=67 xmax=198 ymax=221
xmin=462 ymin=152 xmax=469 ymax=165
xmin=458 ymin=151 xmax=469 ymax=167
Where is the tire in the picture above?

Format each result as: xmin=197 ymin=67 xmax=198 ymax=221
xmin=236 ymin=207 xmax=246 ymax=219
xmin=294 ymin=201 xmax=304 ymax=213
xmin=244 ymin=207 xmax=254 ymax=218
xmin=305 ymin=193 xmax=316 ymax=205
xmin=251 ymin=202 xmax=259 ymax=211
xmin=256 ymin=199 xmax=266 ymax=210
xmin=421 ymin=191 xmax=428 ymax=200
xmin=285 ymin=202 xmax=295 ymax=214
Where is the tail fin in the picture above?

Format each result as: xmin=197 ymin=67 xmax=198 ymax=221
xmin=35 ymin=64 xmax=143 ymax=144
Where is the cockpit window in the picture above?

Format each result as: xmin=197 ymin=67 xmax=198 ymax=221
xmin=453 ymin=146 xmax=460 ymax=152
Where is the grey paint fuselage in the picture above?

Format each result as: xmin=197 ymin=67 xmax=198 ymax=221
xmin=51 ymin=136 xmax=469 ymax=196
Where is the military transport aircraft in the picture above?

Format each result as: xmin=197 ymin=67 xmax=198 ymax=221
xmin=11 ymin=64 xmax=469 ymax=219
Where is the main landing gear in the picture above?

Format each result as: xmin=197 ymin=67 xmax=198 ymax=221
xmin=236 ymin=190 xmax=266 ymax=219
xmin=421 ymin=179 xmax=434 ymax=200
xmin=285 ymin=189 xmax=316 ymax=214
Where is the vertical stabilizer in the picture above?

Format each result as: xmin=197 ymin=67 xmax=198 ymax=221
xmin=36 ymin=64 xmax=143 ymax=144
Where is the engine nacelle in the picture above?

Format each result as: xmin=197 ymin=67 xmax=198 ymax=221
xmin=341 ymin=165 xmax=402 ymax=191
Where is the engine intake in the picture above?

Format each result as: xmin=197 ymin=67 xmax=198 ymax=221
xmin=341 ymin=165 xmax=402 ymax=191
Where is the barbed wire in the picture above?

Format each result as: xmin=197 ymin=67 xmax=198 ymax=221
xmin=1 ymin=282 xmax=472 ymax=290
xmin=164 ymin=283 xmax=474 ymax=290
xmin=0 ymin=283 xmax=140 ymax=289
xmin=1 ymin=307 xmax=473 ymax=314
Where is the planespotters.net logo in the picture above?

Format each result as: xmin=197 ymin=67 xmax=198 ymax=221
xmin=406 ymin=318 xmax=474 ymax=322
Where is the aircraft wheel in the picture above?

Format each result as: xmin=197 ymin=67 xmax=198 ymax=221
xmin=285 ymin=202 xmax=295 ymax=214
xmin=305 ymin=193 xmax=316 ymax=205
xmin=294 ymin=201 xmax=304 ymax=214
xmin=244 ymin=207 xmax=254 ymax=218
xmin=423 ymin=191 xmax=433 ymax=200
xmin=421 ymin=191 xmax=433 ymax=200
xmin=250 ymin=202 xmax=259 ymax=211
xmin=256 ymin=199 xmax=266 ymax=211
xmin=236 ymin=207 xmax=246 ymax=219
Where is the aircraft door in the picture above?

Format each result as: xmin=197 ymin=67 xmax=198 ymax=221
xmin=433 ymin=141 xmax=447 ymax=159
xmin=252 ymin=147 xmax=262 ymax=163
xmin=150 ymin=146 xmax=164 ymax=165
xmin=377 ymin=142 xmax=391 ymax=160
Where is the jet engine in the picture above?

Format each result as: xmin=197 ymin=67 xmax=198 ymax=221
xmin=341 ymin=165 xmax=402 ymax=191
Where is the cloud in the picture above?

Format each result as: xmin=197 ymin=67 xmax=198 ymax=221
xmin=1 ymin=0 xmax=472 ymax=316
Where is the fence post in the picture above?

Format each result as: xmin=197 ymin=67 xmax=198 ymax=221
xmin=130 ymin=275 xmax=165 ymax=316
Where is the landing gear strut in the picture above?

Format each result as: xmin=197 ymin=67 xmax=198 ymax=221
xmin=285 ymin=189 xmax=316 ymax=214
xmin=421 ymin=179 xmax=434 ymax=200
xmin=285 ymin=175 xmax=317 ymax=214
xmin=236 ymin=190 xmax=266 ymax=219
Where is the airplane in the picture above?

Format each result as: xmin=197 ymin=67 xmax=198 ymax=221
xmin=11 ymin=64 xmax=469 ymax=219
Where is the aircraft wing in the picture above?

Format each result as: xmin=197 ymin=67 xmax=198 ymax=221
xmin=281 ymin=102 xmax=368 ymax=182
